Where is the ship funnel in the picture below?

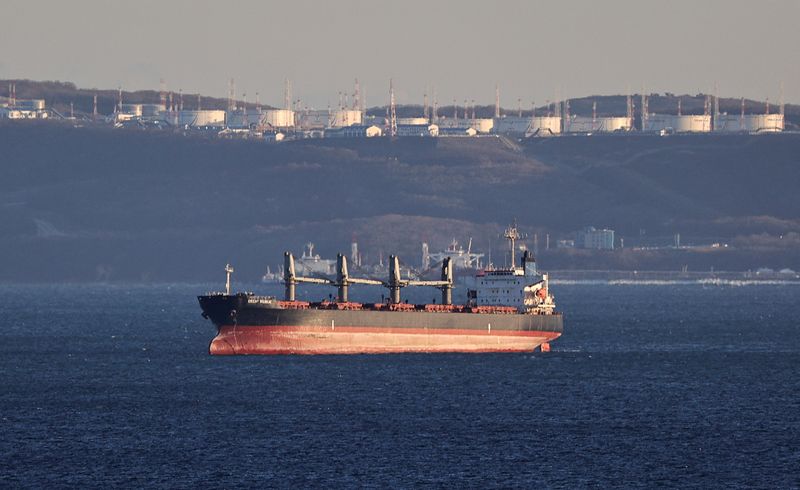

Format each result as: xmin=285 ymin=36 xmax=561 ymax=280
xmin=336 ymin=253 xmax=349 ymax=303
xmin=441 ymin=257 xmax=453 ymax=305
xmin=283 ymin=252 xmax=296 ymax=301
xmin=388 ymin=255 xmax=402 ymax=304
xmin=522 ymin=250 xmax=537 ymax=277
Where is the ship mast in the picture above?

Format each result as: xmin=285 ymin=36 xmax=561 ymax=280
xmin=504 ymin=222 xmax=523 ymax=267
xmin=224 ymin=264 xmax=234 ymax=295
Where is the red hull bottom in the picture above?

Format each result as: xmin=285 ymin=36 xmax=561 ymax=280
xmin=210 ymin=325 xmax=561 ymax=355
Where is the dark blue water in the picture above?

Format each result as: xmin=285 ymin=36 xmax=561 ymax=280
xmin=1 ymin=283 xmax=798 ymax=488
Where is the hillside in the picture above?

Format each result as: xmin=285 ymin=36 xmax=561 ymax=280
xmin=1 ymin=121 xmax=799 ymax=281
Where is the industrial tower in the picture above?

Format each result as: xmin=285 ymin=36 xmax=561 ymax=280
xmin=494 ymin=84 xmax=500 ymax=118
xmin=389 ymin=79 xmax=397 ymax=137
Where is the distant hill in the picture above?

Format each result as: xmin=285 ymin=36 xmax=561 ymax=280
xmin=0 ymin=122 xmax=799 ymax=281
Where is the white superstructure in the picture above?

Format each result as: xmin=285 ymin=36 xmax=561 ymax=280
xmin=466 ymin=224 xmax=556 ymax=313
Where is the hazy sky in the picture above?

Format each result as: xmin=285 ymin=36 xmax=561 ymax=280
xmin=2 ymin=0 xmax=798 ymax=108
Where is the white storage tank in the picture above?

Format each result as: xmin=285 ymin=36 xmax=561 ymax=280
xmin=330 ymin=109 xmax=363 ymax=127
xmin=492 ymin=116 xmax=530 ymax=134
xmin=171 ymin=110 xmax=226 ymax=127
xmin=715 ymin=114 xmax=784 ymax=133
xmin=530 ymin=116 xmax=562 ymax=135
xmin=744 ymin=114 xmax=784 ymax=133
xmin=264 ymin=109 xmax=295 ymax=128
xmin=225 ymin=111 xmax=264 ymax=129
xmin=565 ymin=116 xmax=632 ymax=133
xmin=646 ymin=115 xmax=711 ymax=133
xmin=493 ymin=116 xmax=562 ymax=135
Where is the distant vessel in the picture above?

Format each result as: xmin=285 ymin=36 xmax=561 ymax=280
xmin=294 ymin=242 xmax=336 ymax=275
xmin=423 ymin=238 xmax=484 ymax=271
xmin=199 ymin=224 xmax=563 ymax=355
xmin=261 ymin=265 xmax=283 ymax=284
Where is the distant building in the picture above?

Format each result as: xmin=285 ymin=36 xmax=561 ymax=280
xmin=576 ymin=226 xmax=615 ymax=250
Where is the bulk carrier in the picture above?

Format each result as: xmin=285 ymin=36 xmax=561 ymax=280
xmin=198 ymin=224 xmax=563 ymax=355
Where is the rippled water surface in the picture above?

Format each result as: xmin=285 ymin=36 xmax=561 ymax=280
xmin=1 ymin=283 xmax=798 ymax=487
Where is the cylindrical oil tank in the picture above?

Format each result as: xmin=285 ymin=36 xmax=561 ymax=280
xmin=470 ymin=118 xmax=494 ymax=133
xmin=331 ymin=110 xmax=363 ymax=127
xmin=492 ymin=116 xmax=530 ymax=134
xmin=744 ymin=114 xmax=784 ymax=133
xmin=174 ymin=110 xmax=226 ymax=127
xmin=225 ymin=111 xmax=263 ymax=128
xmin=566 ymin=116 xmax=631 ymax=133
xmin=264 ymin=109 xmax=295 ymax=128
xmin=530 ymin=116 xmax=562 ymax=135
xmin=714 ymin=114 xmax=745 ymax=132
xmin=715 ymin=114 xmax=784 ymax=133
xmin=647 ymin=115 xmax=711 ymax=133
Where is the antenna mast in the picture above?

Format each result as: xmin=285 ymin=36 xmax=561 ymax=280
xmin=389 ymin=79 xmax=397 ymax=137
xmin=640 ymin=88 xmax=648 ymax=131
xmin=494 ymin=83 xmax=500 ymax=118
xmin=159 ymin=78 xmax=167 ymax=108
xmin=503 ymin=222 xmax=523 ymax=268
xmin=228 ymin=78 xmax=236 ymax=112
xmin=432 ymin=87 xmax=439 ymax=123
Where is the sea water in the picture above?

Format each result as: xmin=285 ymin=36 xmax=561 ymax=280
xmin=1 ymin=283 xmax=798 ymax=487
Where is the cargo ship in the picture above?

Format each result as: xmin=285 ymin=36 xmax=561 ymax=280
xmin=198 ymin=224 xmax=563 ymax=355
